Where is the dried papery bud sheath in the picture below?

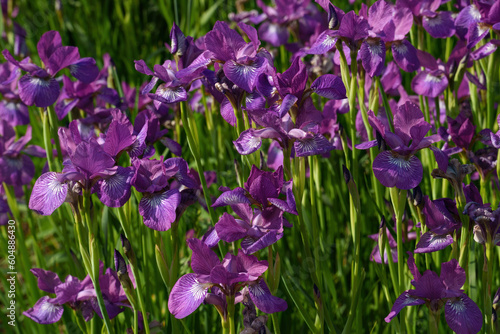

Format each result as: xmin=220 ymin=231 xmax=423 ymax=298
xmin=432 ymin=159 xmax=475 ymax=206
xmin=120 ymin=233 xmax=136 ymax=264
xmin=328 ymin=4 xmax=339 ymax=30
xmin=313 ymin=284 xmax=322 ymax=306
xmin=342 ymin=164 xmax=360 ymax=213
xmin=114 ymin=249 xmax=127 ymax=276
xmin=378 ymin=217 xmax=387 ymax=261
xmin=114 ymin=249 xmax=138 ymax=309
xmin=375 ymin=131 xmax=386 ymax=151
xmin=412 ymin=186 xmax=423 ymax=208
xmin=342 ymin=164 xmax=351 ymax=184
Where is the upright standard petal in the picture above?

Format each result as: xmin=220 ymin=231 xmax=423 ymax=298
xmin=139 ymin=189 xmax=181 ymax=231
xmin=187 ymin=238 xmax=221 ymax=275
xmin=30 ymin=268 xmax=62 ymax=294
xmin=69 ymin=58 xmax=99 ymax=83
xmin=103 ymin=120 xmax=135 ymax=157
xmin=71 ymin=140 xmax=115 ymax=179
xmin=168 ymin=274 xmax=210 ymax=319
xmin=215 ymin=213 xmax=248 ymax=243
xmin=29 ymin=172 xmax=68 ymax=215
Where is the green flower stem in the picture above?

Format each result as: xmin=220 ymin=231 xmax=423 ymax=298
xmin=223 ymin=294 xmax=236 ymax=334
xmin=180 ymin=101 xmax=218 ymax=226
xmin=389 ymin=187 xmax=407 ymax=294
xmin=429 ymin=310 xmax=440 ymax=334
xmin=377 ymin=77 xmax=394 ymax=133
xmin=115 ymin=207 xmax=151 ymax=334
xmin=78 ymin=192 xmax=113 ymax=334
xmin=483 ymin=239 xmax=495 ymax=334
xmin=267 ymin=246 xmax=281 ymax=334
xmin=46 ymin=105 xmax=63 ymax=164
xmin=3 ymin=184 xmax=40 ymax=302
xmin=292 ymin=157 xmax=320 ymax=289
xmin=486 ymin=51 xmax=496 ymax=128
xmin=40 ymin=108 xmax=56 ymax=172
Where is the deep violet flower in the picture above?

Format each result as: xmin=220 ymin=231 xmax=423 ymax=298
xmin=414 ymin=196 xmax=461 ymax=254
xmin=132 ymin=157 xmax=198 ymax=231
xmin=385 ymin=253 xmax=482 ymax=334
xmin=0 ymin=121 xmax=45 ymax=187
xmin=204 ymin=21 xmax=270 ymax=94
xmin=29 ymin=116 xmax=140 ymax=215
xmin=168 ymin=238 xmax=286 ymax=319
xmin=0 ymin=60 xmax=29 ymax=126
xmin=212 ymin=166 xmax=295 ymax=253
xmin=356 ymin=102 xmax=446 ymax=190
xmin=23 ymin=264 xmax=133 ymax=324
xmin=2 ymin=30 xmax=99 ymax=107
xmin=463 ymin=184 xmax=500 ymax=246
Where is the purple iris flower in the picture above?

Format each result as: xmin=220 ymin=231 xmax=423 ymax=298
xmin=29 ymin=117 xmax=139 ymax=215
xmin=24 ymin=264 xmax=133 ymax=324
xmin=0 ymin=60 xmax=29 ymax=126
xmin=368 ymin=220 xmax=416 ymax=263
xmin=55 ymin=75 xmax=121 ymax=120
xmin=0 ymin=121 xmax=45 ymax=187
xmin=168 ymin=238 xmax=287 ymax=319
xmin=411 ymin=51 xmax=449 ymax=98
xmin=356 ymin=102 xmax=446 ymax=190
xmin=455 ymin=2 xmax=500 ymax=49
xmin=132 ymin=157 xmax=198 ymax=231
xmin=234 ymin=58 xmax=344 ymax=157
xmin=386 ymin=253 xmax=482 ymax=334
xmin=2 ymin=30 xmax=99 ymax=107
xmin=447 ymin=110 xmax=476 ymax=151
xmin=212 ymin=166 xmax=295 ymax=253
xmin=212 ymin=166 xmax=297 ymax=254
xmin=463 ymin=184 xmax=500 ymax=246
xmin=414 ymin=196 xmax=461 ymax=254
xmin=255 ymin=0 xmax=312 ymax=47
xmin=204 ymin=21 xmax=270 ymax=94
xmin=397 ymin=0 xmax=456 ymax=39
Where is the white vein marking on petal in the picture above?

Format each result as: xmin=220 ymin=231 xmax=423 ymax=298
xmin=48 ymin=174 xmax=66 ymax=196
xmin=394 ymin=42 xmax=408 ymax=55
xmin=251 ymin=283 xmax=266 ymax=297
xmin=402 ymin=292 xmax=420 ymax=305
xmin=39 ymin=301 xmax=60 ymax=317
xmin=470 ymin=5 xmax=481 ymax=20
xmin=447 ymin=297 xmax=466 ymax=312
xmin=424 ymin=15 xmax=442 ymax=27
xmin=388 ymin=154 xmax=412 ymax=171
xmin=104 ymin=173 xmax=125 ymax=190
xmin=30 ymin=77 xmax=51 ymax=87
xmin=190 ymin=278 xmax=207 ymax=300
xmin=157 ymin=85 xmax=184 ymax=101
xmin=424 ymin=73 xmax=444 ymax=83
xmin=369 ymin=42 xmax=382 ymax=55
xmin=429 ymin=234 xmax=449 ymax=244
